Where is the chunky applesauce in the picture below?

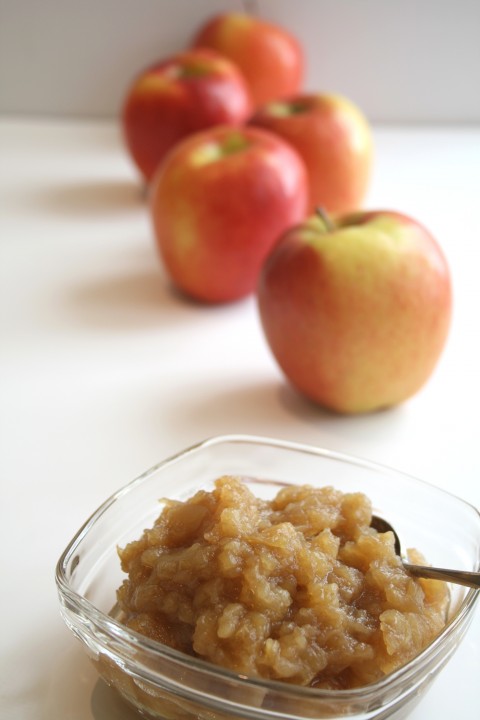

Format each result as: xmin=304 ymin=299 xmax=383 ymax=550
xmin=115 ymin=477 xmax=448 ymax=689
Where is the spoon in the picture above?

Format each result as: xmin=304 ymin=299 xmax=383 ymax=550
xmin=371 ymin=515 xmax=480 ymax=589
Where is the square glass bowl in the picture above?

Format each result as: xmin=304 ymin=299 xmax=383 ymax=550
xmin=56 ymin=434 xmax=480 ymax=720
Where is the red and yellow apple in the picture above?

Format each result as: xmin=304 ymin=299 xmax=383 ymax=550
xmin=257 ymin=209 xmax=452 ymax=413
xmin=192 ymin=12 xmax=303 ymax=108
xmin=250 ymin=93 xmax=373 ymax=214
xmin=150 ymin=125 xmax=308 ymax=303
xmin=122 ymin=48 xmax=253 ymax=182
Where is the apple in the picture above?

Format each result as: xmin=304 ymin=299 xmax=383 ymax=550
xmin=150 ymin=125 xmax=308 ymax=303
xmin=257 ymin=209 xmax=452 ymax=413
xmin=122 ymin=48 xmax=253 ymax=183
xmin=250 ymin=93 xmax=373 ymax=215
xmin=192 ymin=12 xmax=303 ymax=108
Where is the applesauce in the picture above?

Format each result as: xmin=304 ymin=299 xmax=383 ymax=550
xmin=115 ymin=476 xmax=448 ymax=689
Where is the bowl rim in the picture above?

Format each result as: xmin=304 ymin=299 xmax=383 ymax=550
xmin=56 ymin=433 xmax=480 ymax=703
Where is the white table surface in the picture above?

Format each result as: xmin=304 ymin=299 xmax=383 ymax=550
xmin=1 ymin=118 xmax=479 ymax=720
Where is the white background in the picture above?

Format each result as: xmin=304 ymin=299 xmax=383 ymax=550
xmin=1 ymin=0 xmax=480 ymax=122
xmin=1 ymin=1 xmax=479 ymax=719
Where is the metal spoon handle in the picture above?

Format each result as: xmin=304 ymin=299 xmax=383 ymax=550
xmin=403 ymin=562 xmax=480 ymax=589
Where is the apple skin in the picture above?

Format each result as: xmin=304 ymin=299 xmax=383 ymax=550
xmin=257 ymin=210 xmax=452 ymax=413
xmin=250 ymin=94 xmax=373 ymax=215
xmin=150 ymin=125 xmax=308 ymax=304
xmin=122 ymin=48 xmax=253 ymax=182
xmin=192 ymin=12 xmax=303 ymax=108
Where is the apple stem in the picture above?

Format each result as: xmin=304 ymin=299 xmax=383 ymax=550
xmin=315 ymin=207 xmax=335 ymax=232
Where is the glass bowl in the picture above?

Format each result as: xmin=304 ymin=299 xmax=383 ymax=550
xmin=56 ymin=434 xmax=480 ymax=720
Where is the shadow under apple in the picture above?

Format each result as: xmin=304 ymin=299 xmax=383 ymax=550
xmin=163 ymin=378 xmax=330 ymax=438
xmin=64 ymin=265 xmax=248 ymax=331
xmin=160 ymin=376 xmax=407 ymax=460
xmin=31 ymin=178 xmax=145 ymax=217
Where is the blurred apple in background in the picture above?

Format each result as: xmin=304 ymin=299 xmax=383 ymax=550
xmin=192 ymin=12 xmax=303 ymax=107
xmin=122 ymin=49 xmax=253 ymax=182
xmin=258 ymin=209 xmax=452 ymax=413
xmin=150 ymin=125 xmax=308 ymax=303
xmin=250 ymin=93 xmax=373 ymax=214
